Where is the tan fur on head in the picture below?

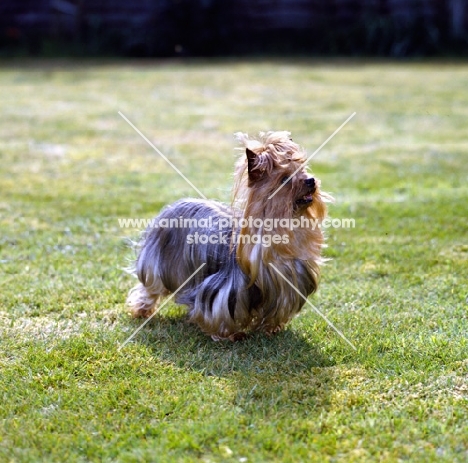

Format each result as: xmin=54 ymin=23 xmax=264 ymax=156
xmin=234 ymin=132 xmax=331 ymax=228
xmin=234 ymin=131 xmax=304 ymax=180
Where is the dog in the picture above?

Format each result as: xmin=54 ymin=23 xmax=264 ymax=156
xmin=126 ymin=131 xmax=332 ymax=341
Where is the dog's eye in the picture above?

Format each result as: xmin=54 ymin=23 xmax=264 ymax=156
xmin=281 ymin=176 xmax=291 ymax=185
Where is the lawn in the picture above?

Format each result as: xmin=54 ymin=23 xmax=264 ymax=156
xmin=0 ymin=59 xmax=467 ymax=462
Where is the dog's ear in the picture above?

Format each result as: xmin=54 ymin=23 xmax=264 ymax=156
xmin=246 ymin=148 xmax=264 ymax=183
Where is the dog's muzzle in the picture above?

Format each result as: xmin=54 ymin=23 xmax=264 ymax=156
xmin=296 ymin=177 xmax=316 ymax=206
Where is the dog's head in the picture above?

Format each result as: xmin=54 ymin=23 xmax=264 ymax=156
xmin=235 ymin=131 xmax=330 ymax=221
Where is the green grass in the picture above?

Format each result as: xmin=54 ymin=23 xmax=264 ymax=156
xmin=0 ymin=59 xmax=467 ymax=462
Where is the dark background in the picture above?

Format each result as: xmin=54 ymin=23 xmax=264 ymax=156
xmin=1 ymin=0 xmax=467 ymax=57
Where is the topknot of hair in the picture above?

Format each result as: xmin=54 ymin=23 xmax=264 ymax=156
xmin=235 ymin=131 xmax=304 ymax=163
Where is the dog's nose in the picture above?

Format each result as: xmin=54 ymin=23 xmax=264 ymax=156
xmin=305 ymin=177 xmax=315 ymax=188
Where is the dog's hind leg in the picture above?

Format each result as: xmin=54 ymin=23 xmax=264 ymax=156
xmin=126 ymin=278 xmax=168 ymax=319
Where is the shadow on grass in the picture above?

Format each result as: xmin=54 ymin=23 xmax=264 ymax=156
xmin=127 ymin=312 xmax=339 ymax=416
xmin=130 ymin=311 xmax=334 ymax=375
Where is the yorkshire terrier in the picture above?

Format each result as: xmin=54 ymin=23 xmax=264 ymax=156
xmin=127 ymin=131 xmax=332 ymax=341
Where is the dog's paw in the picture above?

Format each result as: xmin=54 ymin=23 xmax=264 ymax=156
xmin=228 ymin=332 xmax=248 ymax=342
xmin=130 ymin=307 xmax=155 ymax=319
xmin=263 ymin=325 xmax=284 ymax=336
